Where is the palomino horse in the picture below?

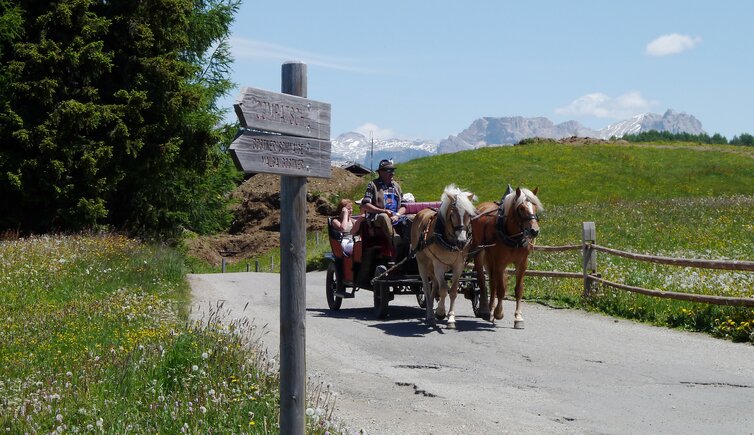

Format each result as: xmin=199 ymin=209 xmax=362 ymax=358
xmin=411 ymin=185 xmax=476 ymax=328
xmin=471 ymin=187 xmax=542 ymax=329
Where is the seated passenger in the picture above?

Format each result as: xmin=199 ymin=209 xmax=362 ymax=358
xmin=360 ymin=159 xmax=407 ymax=259
xmin=332 ymin=199 xmax=363 ymax=255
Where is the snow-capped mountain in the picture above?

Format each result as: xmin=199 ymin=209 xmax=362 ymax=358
xmin=598 ymin=110 xmax=705 ymax=139
xmin=332 ymin=109 xmax=705 ymax=163
xmin=331 ymin=132 xmax=437 ymax=166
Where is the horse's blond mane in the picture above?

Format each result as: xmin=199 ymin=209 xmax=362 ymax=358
xmin=439 ymin=184 xmax=476 ymax=217
xmin=503 ymin=187 xmax=543 ymax=215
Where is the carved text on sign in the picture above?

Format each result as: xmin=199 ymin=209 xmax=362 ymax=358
xmin=254 ymin=97 xmax=308 ymax=127
xmin=246 ymin=134 xmax=308 ymax=155
xmin=230 ymin=130 xmax=331 ymax=179
xmin=234 ymin=87 xmax=330 ymax=140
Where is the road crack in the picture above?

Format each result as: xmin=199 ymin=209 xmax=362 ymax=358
xmin=395 ymin=381 xmax=438 ymax=397
xmin=681 ymin=381 xmax=752 ymax=388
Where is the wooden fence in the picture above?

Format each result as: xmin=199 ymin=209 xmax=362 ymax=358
xmin=519 ymin=222 xmax=754 ymax=307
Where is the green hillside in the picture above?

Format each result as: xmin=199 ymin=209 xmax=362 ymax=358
xmin=396 ymin=143 xmax=754 ymax=205
xmin=390 ymin=142 xmax=754 ymax=342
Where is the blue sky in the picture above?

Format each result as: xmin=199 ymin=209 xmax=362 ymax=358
xmin=220 ymin=0 xmax=753 ymax=141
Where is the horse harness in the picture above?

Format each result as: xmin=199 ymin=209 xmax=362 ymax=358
xmin=415 ymin=201 xmax=472 ymax=261
xmin=495 ymin=198 xmax=539 ymax=248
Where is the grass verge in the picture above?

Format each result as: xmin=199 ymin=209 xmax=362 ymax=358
xmin=0 ymin=234 xmax=340 ymax=433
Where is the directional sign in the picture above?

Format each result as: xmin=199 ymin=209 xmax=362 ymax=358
xmin=230 ymin=130 xmax=331 ymax=178
xmin=234 ymin=87 xmax=331 ymax=140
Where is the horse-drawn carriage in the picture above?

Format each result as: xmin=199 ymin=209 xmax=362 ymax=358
xmin=324 ymin=199 xmax=484 ymax=320
xmin=325 ymin=184 xmax=544 ymax=329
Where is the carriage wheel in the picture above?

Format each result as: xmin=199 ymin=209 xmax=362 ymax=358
xmin=325 ymin=262 xmax=343 ymax=310
xmin=373 ymin=265 xmax=389 ymax=319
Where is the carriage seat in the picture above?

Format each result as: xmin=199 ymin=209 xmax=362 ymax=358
xmin=403 ymin=201 xmax=442 ymax=215
xmin=327 ymin=217 xmax=348 ymax=259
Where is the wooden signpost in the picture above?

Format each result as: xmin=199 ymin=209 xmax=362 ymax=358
xmin=230 ymin=62 xmax=331 ymax=435
xmin=231 ymin=84 xmax=332 ymax=179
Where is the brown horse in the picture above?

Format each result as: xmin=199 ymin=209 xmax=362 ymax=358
xmin=471 ymin=187 xmax=542 ymax=329
xmin=411 ymin=185 xmax=476 ymax=328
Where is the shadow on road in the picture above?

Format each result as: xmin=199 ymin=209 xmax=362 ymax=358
xmin=308 ymin=306 xmax=497 ymax=337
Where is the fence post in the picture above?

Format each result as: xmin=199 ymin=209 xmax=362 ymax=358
xmin=315 ymin=232 xmax=319 ymax=245
xmin=270 ymin=255 xmax=274 ymax=272
xmin=582 ymin=222 xmax=596 ymax=296
xmin=221 ymin=257 xmax=226 ymax=273
xmin=246 ymin=263 xmax=250 ymax=272
xmin=255 ymin=260 xmax=259 ymax=272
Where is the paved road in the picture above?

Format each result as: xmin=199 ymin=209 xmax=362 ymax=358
xmin=189 ymin=271 xmax=754 ymax=435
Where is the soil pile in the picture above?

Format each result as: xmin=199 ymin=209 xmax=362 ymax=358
xmin=186 ymin=167 xmax=366 ymax=265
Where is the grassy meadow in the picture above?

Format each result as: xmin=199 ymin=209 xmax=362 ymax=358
xmin=0 ymin=235 xmax=338 ymax=434
xmin=395 ymin=142 xmax=754 ymax=342
xmin=4 ymin=141 xmax=750 ymax=432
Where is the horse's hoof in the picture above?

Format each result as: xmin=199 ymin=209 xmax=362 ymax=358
xmin=514 ymin=320 xmax=525 ymax=329
xmin=435 ymin=313 xmax=446 ymax=320
xmin=494 ymin=312 xmax=504 ymax=321
xmin=446 ymin=322 xmax=456 ymax=330
xmin=426 ymin=319 xmax=436 ymax=327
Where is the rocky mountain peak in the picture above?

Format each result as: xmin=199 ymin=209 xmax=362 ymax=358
xmin=331 ymin=109 xmax=706 ymax=162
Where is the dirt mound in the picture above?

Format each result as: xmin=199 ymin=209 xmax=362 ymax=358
xmin=556 ymin=136 xmax=628 ymax=145
xmin=519 ymin=136 xmax=628 ymax=145
xmin=186 ymin=167 xmax=365 ymax=265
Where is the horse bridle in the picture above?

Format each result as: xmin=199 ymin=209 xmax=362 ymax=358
xmin=433 ymin=199 xmax=473 ymax=251
xmin=498 ymin=197 xmax=539 ymax=247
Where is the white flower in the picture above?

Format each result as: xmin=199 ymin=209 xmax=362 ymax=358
xmin=192 ymin=365 xmax=199 ymax=372
xmin=305 ymin=408 xmax=315 ymax=417
xmin=199 ymin=406 xmax=207 ymax=414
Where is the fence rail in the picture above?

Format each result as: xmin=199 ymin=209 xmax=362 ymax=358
xmin=589 ymin=243 xmax=754 ymax=272
xmin=514 ymin=222 xmax=754 ymax=307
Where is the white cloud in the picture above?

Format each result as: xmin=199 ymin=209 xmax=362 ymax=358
xmin=229 ymin=37 xmax=385 ymax=74
xmin=354 ymin=123 xmax=395 ymax=140
xmin=555 ymin=92 xmax=658 ymax=119
xmin=646 ymin=33 xmax=702 ymax=56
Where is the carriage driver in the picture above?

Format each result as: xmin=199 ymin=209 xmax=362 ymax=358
xmin=361 ymin=159 xmax=407 ymax=259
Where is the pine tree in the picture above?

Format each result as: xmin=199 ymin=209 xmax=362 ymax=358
xmin=0 ymin=0 xmax=241 ymax=236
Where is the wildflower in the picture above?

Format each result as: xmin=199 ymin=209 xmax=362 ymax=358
xmin=56 ymin=413 xmax=63 ymax=422
xmin=306 ymin=408 xmax=315 ymax=417
xmin=201 ymin=352 xmax=209 ymax=360
xmin=192 ymin=365 xmax=199 ymax=372
xmin=199 ymin=406 xmax=207 ymax=414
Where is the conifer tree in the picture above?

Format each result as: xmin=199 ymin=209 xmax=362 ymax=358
xmin=0 ymin=0 xmax=241 ymax=236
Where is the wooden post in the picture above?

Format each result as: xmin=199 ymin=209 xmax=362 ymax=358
xmin=582 ymin=222 xmax=596 ymax=296
xmin=270 ymin=255 xmax=274 ymax=272
xmin=246 ymin=263 xmax=250 ymax=272
xmin=255 ymin=260 xmax=259 ymax=272
xmin=315 ymin=231 xmax=319 ymax=245
xmin=279 ymin=61 xmax=307 ymax=435
xmin=221 ymin=257 xmax=226 ymax=273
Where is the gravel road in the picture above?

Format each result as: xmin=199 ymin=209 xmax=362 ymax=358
xmin=189 ymin=271 xmax=754 ymax=435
